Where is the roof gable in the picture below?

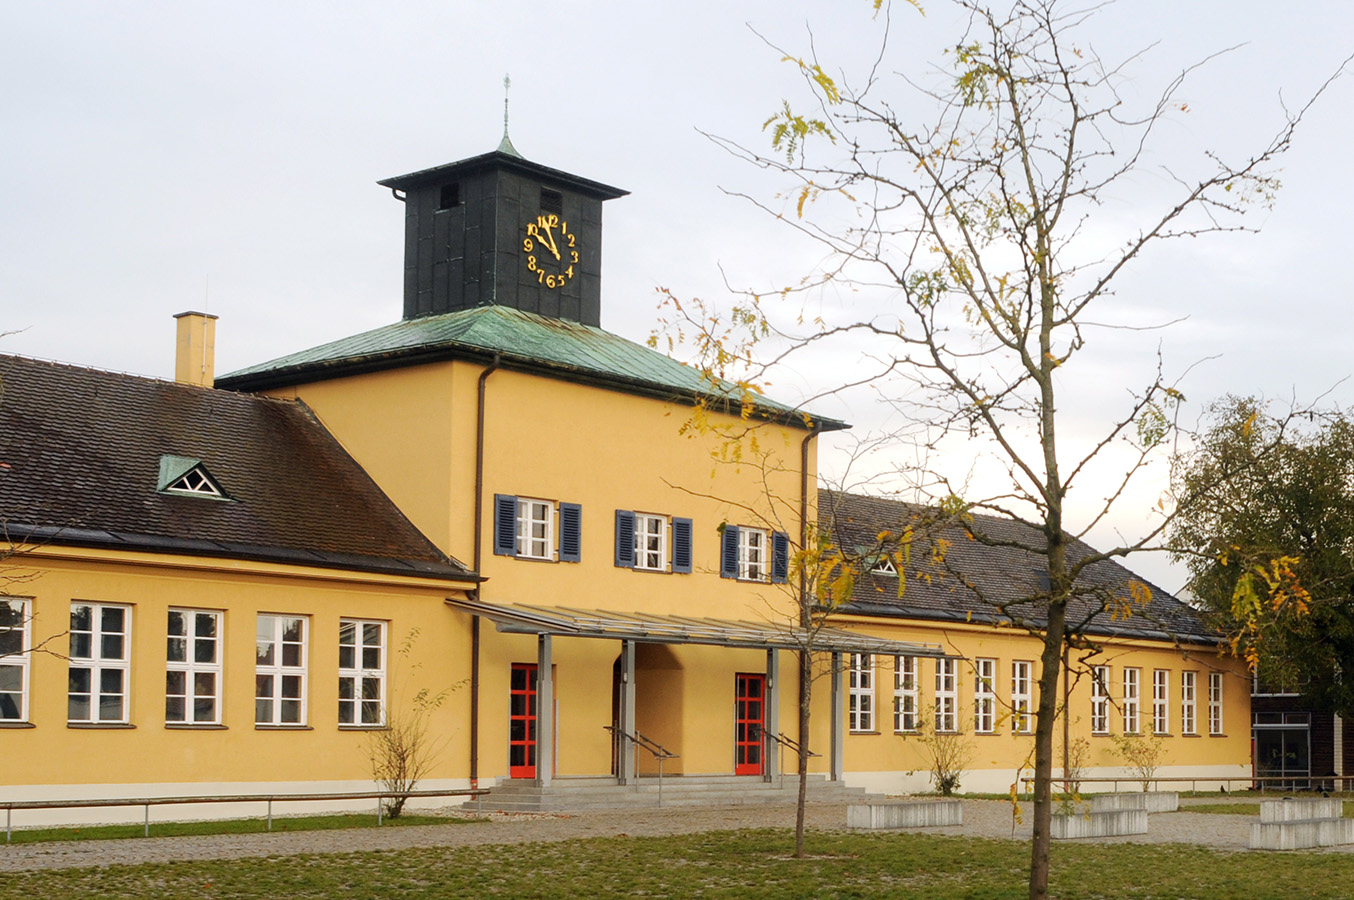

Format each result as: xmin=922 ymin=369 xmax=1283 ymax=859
xmin=0 ymin=355 xmax=470 ymax=581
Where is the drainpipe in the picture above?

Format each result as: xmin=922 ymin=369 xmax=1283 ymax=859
xmin=797 ymin=423 xmax=821 ymax=624
xmin=470 ymin=354 xmax=503 ymax=789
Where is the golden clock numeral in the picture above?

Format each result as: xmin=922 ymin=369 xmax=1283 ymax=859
xmin=566 ymin=265 xmax=574 ymax=279
xmin=567 ymin=233 xmax=575 ymax=248
xmin=536 ymin=270 xmax=545 ymax=284
xmin=547 ymin=274 xmax=558 ymax=289
xmin=527 ymin=255 xmax=538 ymax=271
xmin=570 ymin=250 xmax=579 ymax=263
xmin=523 ymin=238 xmax=534 ymax=252
xmin=527 ymin=223 xmax=537 ymax=238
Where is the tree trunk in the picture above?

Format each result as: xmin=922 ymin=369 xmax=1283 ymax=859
xmin=795 ymin=646 xmax=811 ymax=858
xmin=1028 ymin=601 xmax=1067 ymax=900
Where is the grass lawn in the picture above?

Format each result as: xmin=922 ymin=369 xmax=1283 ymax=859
xmin=4 ymin=829 xmax=1354 ymax=900
xmin=0 ymin=813 xmax=479 ymax=845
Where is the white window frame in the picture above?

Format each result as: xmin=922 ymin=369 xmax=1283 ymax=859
xmin=1091 ymin=665 xmax=1110 ymax=735
xmin=1208 ymin=671 xmax=1224 ymax=735
xmin=516 ymin=498 xmax=555 ymax=560
xmin=1123 ymin=667 xmax=1141 ymax=734
xmin=166 ymin=608 xmax=222 ymax=725
xmin=871 ymin=556 xmax=897 ymax=575
xmin=974 ymin=658 xmax=996 ymax=734
xmin=69 ymin=602 xmax=131 ymax=724
xmin=935 ymin=657 xmax=957 ymax=732
xmin=634 ymin=513 xmax=668 ymax=572
xmin=738 ymin=527 xmax=768 ymax=581
xmin=894 ymin=655 xmax=918 ymax=732
xmin=848 ymin=653 xmax=875 ymax=732
xmin=1181 ymin=670 xmax=1198 ymax=735
xmin=339 ymin=618 xmax=386 ymax=726
xmin=256 ymin=614 xmax=308 ymax=726
xmin=0 ymin=598 xmax=31 ymax=723
xmin=1011 ymin=660 xmax=1033 ymax=734
xmin=1152 ymin=669 xmax=1170 ymax=735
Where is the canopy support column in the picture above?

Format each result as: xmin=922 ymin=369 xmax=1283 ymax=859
xmin=536 ymin=633 xmax=553 ymax=788
xmin=617 ymin=639 xmax=636 ymax=784
xmin=830 ymin=651 xmax=844 ymax=782
xmin=764 ymin=649 xmax=779 ymax=782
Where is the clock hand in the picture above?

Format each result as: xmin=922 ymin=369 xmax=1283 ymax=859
xmin=539 ymin=224 xmax=561 ymax=260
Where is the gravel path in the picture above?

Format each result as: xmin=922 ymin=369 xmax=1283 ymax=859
xmin=0 ymin=798 xmax=1336 ymax=872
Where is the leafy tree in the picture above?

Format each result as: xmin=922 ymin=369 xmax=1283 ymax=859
xmin=1172 ymin=398 xmax=1354 ymax=712
xmin=657 ymin=3 xmax=1339 ymax=896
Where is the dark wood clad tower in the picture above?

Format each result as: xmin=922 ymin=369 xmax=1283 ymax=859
xmin=378 ymin=149 xmax=628 ymax=326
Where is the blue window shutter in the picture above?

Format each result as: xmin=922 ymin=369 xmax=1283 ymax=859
xmin=772 ymin=531 xmax=790 ymax=584
xmin=559 ymin=502 xmax=582 ymax=563
xmin=493 ymin=495 xmax=518 ymax=557
xmin=614 ymin=510 xmax=636 ymax=568
xmin=671 ymin=518 xmax=693 ymax=574
xmin=719 ymin=526 xmax=739 ymax=579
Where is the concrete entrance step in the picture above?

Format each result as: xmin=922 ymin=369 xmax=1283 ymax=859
xmin=463 ymin=774 xmax=880 ymax=813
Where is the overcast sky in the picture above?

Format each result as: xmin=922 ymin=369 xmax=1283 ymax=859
xmin=4 ymin=1 xmax=1354 ymax=591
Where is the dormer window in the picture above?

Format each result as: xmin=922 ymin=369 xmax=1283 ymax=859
xmin=158 ymin=455 xmax=229 ymax=500
xmin=870 ymin=557 xmax=898 ymax=575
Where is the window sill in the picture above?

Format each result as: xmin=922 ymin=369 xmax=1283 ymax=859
xmin=166 ymin=723 xmax=227 ymax=730
xmin=0 ymin=721 xmax=35 ymax=729
xmin=1181 ymin=733 xmax=1202 ymax=738
xmin=1209 ymin=733 xmax=1228 ymax=738
xmin=849 ymin=730 xmax=881 ymax=736
xmin=255 ymin=724 xmax=313 ymax=731
xmin=68 ymin=722 xmax=135 ymax=729
xmin=338 ymin=724 xmax=388 ymax=731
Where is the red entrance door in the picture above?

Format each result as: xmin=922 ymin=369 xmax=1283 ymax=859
xmin=735 ymin=673 xmax=765 ymax=776
xmin=509 ymin=663 xmax=538 ymax=779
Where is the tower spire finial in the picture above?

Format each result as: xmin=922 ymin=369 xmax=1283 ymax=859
xmin=497 ymin=73 xmax=522 ymax=158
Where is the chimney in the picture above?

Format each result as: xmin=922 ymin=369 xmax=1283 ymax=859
xmin=173 ymin=311 xmax=218 ymax=387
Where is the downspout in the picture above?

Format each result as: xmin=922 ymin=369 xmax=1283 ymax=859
xmin=798 ymin=422 xmax=821 ymax=615
xmin=1062 ymin=644 xmax=1071 ymax=791
xmin=470 ymin=354 xmax=503 ymax=790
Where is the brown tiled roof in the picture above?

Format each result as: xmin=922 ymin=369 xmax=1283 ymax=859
xmin=0 ymin=355 xmax=472 ymax=581
xmin=820 ymin=489 xmax=1217 ymax=644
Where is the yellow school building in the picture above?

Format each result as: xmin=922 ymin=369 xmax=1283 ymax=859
xmin=0 ymin=142 xmax=1249 ymax=821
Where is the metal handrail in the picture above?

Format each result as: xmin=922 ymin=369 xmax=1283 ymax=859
xmin=2 ymin=787 xmax=487 ymax=842
xmin=605 ymin=726 xmax=679 ymax=806
xmin=1018 ymin=774 xmax=1353 ymax=794
xmin=760 ymin=728 xmax=820 ymax=782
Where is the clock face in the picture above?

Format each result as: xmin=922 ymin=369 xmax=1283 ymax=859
xmin=522 ymin=213 xmax=580 ymax=290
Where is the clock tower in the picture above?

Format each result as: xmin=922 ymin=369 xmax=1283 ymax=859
xmin=378 ymin=143 xmax=628 ymax=327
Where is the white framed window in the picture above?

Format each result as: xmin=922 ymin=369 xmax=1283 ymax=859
xmin=495 ymin=495 xmax=582 ymax=563
xmin=738 ymin=527 xmax=768 ymax=581
xmin=166 ymin=609 xmax=222 ymax=725
xmin=517 ymin=498 xmax=554 ymax=560
xmin=69 ymin=602 xmax=131 ymax=724
xmin=848 ymin=653 xmax=874 ymax=732
xmin=0 ymin=598 xmax=31 ymax=722
xmin=1091 ymin=665 xmax=1110 ymax=734
xmin=871 ymin=556 xmax=897 ymax=575
xmin=1152 ymin=669 xmax=1170 ymax=735
xmin=1208 ymin=671 xmax=1224 ymax=735
xmin=256 ymin=614 xmax=307 ymax=726
xmin=634 ymin=513 xmax=667 ymax=571
xmin=1011 ymin=660 xmax=1032 ymax=734
xmin=935 ymin=657 xmax=957 ymax=732
xmin=1181 ymin=670 xmax=1198 ymax=735
xmin=339 ymin=619 xmax=386 ymax=726
xmin=1123 ymin=667 xmax=1141 ymax=733
xmin=974 ymin=658 xmax=996 ymax=733
xmin=894 ymin=656 xmax=918 ymax=732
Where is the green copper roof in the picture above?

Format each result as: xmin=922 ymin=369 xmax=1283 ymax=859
xmin=217 ymin=306 xmax=845 ymax=432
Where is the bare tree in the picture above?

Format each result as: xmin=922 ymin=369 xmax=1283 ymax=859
xmin=656 ymin=3 xmax=1342 ymax=895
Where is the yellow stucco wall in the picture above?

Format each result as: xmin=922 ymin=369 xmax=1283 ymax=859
xmin=6 ymin=547 xmax=475 ymax=792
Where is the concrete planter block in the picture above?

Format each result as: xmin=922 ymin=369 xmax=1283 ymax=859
xmin=1250 ymin=816 xmax=1354 ymax=850
xmin=1050 ymin=808 xmax=1147 ymax=839
xmin=847 ymin=800 xmax=964 ymax=829
xmin=1259 ymin=798 xmax=1344 ymax=823
xmin=1090 ymin=792 xmax=1179 ymax=814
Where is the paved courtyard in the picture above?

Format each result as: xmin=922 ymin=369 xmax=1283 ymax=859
xmin=0 ymin=798 xmax=1342 ymax=872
